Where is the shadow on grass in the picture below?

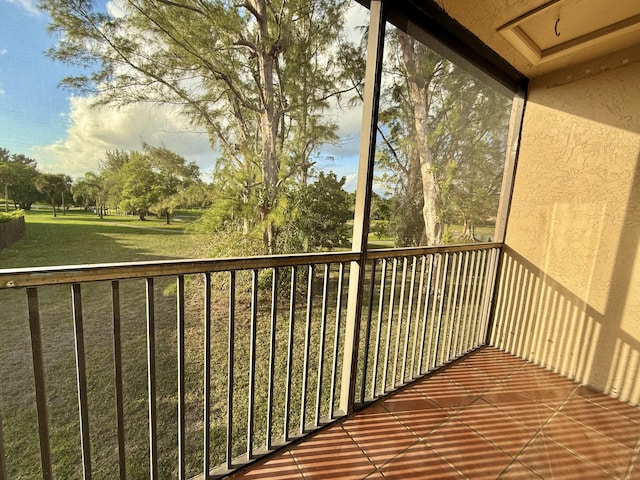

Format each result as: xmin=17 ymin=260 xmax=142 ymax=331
xmin=0 ymin=212 xmax=199 ymax=269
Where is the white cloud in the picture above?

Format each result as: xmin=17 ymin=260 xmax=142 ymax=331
xmin=33 ymin=96 xmax=215 ymax=178
xmin=0 ymin=49 xmax=7 ymax=56
xmin=3 ymin=0 xmax=40 ymax=16
xmin=106 ymin=0 xmax=127 ymax=18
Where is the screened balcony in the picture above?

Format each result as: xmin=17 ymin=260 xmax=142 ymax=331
xmin=2 ymin=0 xmax=640 ymax=479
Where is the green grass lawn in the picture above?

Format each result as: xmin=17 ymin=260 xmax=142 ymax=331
xmin=0 ymin=209 xmax=217 ymax=478
xmin=0 ymin=209 xmax=207 ymax=269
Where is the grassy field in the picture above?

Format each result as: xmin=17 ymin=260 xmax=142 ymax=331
xmin=0 ymin=209 xmax=215 ymax=478
xmin=0 ymin=209 xmax=352 ymax=478
xmin=0 ymin=209 xmax=206 ymax=268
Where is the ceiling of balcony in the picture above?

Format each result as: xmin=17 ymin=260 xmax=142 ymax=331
xmin=432 ymin=0 xmax=640 ymax=78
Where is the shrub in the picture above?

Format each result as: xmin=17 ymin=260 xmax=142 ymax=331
xmin=0 ymin=209 xmax=24 ymax=223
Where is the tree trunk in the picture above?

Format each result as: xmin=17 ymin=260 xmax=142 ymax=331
xmin=52 ymin=200 xmax=57 ymax=217
xmin=3 ymin=183 xmax=8 ymax=212
xmin=398 ymin=32 xmax=442 ymax=246
xmin=420 ymin=162 xmax=442 ymax=245
xmin=165 ymin=211 xmax=170 ymax=224
xmin=61 ymin=191 xmax=66 ymax=215
xmin=459 ymin=220 xmax=476 ymax=242
xmin=255 ymin=0 xmax=281 ymax=254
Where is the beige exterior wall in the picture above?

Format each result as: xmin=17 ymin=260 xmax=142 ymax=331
xmin=491 ymin=52 xmax=640 ymax=404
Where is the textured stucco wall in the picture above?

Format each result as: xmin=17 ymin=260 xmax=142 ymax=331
xmin=491 ymin=57 xmax=640 ymax=404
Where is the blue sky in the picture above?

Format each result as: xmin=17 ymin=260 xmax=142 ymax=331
xmin=0 ymin=0 xmax=364 ymax=187
xmin=0 ymin=0 xmax=73 ymax=154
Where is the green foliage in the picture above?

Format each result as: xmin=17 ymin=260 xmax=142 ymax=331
xmin=376 ymin=28 xmax=511 ymax=246
xmin=281 ymin=171 xmax=352 ymax=252
xmin=118 ymin=152 xmax=161 ymax=220
xmin=0 ymin=209 xmax=24 ymax=223
xmin=88 ymin=146 xmax=203 ymax=222
xmin=35 ymin=173 xmax=72 ymax=217
xmin=0 ymin=149 xmax=42 ymax=210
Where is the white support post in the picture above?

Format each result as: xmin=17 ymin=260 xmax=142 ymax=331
xmin=494 ymin=86 xmax=527 ymax=243
xmin=339 ymin=0 xmax=386 ymax=415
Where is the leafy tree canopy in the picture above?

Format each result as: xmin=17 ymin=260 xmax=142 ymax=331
xmin=0 ymin=149 xmax=42 ymax=211
xmin=41 ymin=0 xmax=361 ymax=252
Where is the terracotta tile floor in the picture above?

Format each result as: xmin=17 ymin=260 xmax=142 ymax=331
xmin=231 ymin=347 xmax=640 ymax=479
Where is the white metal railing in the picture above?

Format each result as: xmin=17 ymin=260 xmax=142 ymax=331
xmin=357 ymin=244 xmax=500 ymax=403
xmin=0 ymin=244 xmax=500 ymax=479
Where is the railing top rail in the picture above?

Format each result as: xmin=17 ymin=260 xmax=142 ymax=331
xmin=365 ymin=242 xmax=502 ymax=260
xmin=0 ymin=251 xmax=360 ymax=289
xmin=0 ymin=243 xmax=503 ymax=289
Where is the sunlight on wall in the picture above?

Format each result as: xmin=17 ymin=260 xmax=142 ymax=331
xmin=492 ymin=57 xmax=640 ymax=405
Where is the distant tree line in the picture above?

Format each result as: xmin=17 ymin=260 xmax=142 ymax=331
xmin=0 ymin=143 xmax=354 ymax=252
xmin=74 ymin=145 xmax=204 ymax=224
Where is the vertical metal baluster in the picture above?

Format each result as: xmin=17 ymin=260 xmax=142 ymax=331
xmin=0 ymin=414 xmax=6 ymax=480
xmin=247 ymin=270 xmax=258 ymax=459
xmin=452 ymin=252 xmax=470 ymax=358
xmin=469 ymin=250 xmax=487 ymax=349
xmin=71 ymin=284 xmax=92 ymax=480
xmin=440 ymin=254 xmax=457 ymax=365
xmin=469 ymin=250 xmax=487 ymax=348
xmin=203 ymin=273 xmax=211 ymax=478
xmin=329 ymin=263 xmax=345 ymax=417
xmin=410 ymin=256 xmax=427 ymax=379
xmin=401 ymin=256 xmax=418 ymax=384
xmin=266 ymin=269 xmax=278 ymax=450
xmin=425 ymin=255 xmax=443 ymax=371
xmin=26 ymin=287 xmax=52 ymax=480
xmin=433 ymin=253 xmax=450 ymax=368
xmin=300 ymin=265 xmax=314 ymax=434
xmin=176 ymin=276 xmax=186 ymax=480
xmin=315 ymin=265 xmax=330 ymax=426
xmin=433 ymin=252 xmax=451 ymax=368
xmin=488 ymin=247 xmax=502 ymax=339
xmin=381 ymin=259 xmax=398 ymax=393
xmin=284 ymin=267 xmax=297 ymax=441
xmin=467 ymin=250 xmax=485 ymax=351
xmin=145 ymin=278 xmax=158 ymax=480
xmin=371 ymin=259 xmax=387 ymax=398
xmin=478 ymin=249 xmax=498 ymax=345
xmin=477 ymin=250 xmax=492 ymax=349
xmin=111 ymin=281 xmax=126 ymax=480
xmin=391 ymin=258 xmax=408 ymax=388
xmin=418 ymin=256 xmax=435 ymax=375
xmin=359 ymin=260 xmax=377 ymax=404
xmin=446 ymin=253 xmax=463 ymax=361
xmin=226 ymin=271 xmax=235 ymax=469
xmin=460 ymin=251 xmax=477 ymax=354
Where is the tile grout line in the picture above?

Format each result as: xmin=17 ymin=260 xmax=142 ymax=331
xmin=403 ymin=351 xmax=531 ymax=479
xmin=286 ymin=448 xmax=309 ymax=479
xmin=551 ymin=390 xmax=640 ymax=453
xmin=338 ymin=420 xmax=403 ymax=478
xmin=495 ymin=383 xmax=622 ymax=478
xmin=481 ymin=364 xmax=578 ymax=478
